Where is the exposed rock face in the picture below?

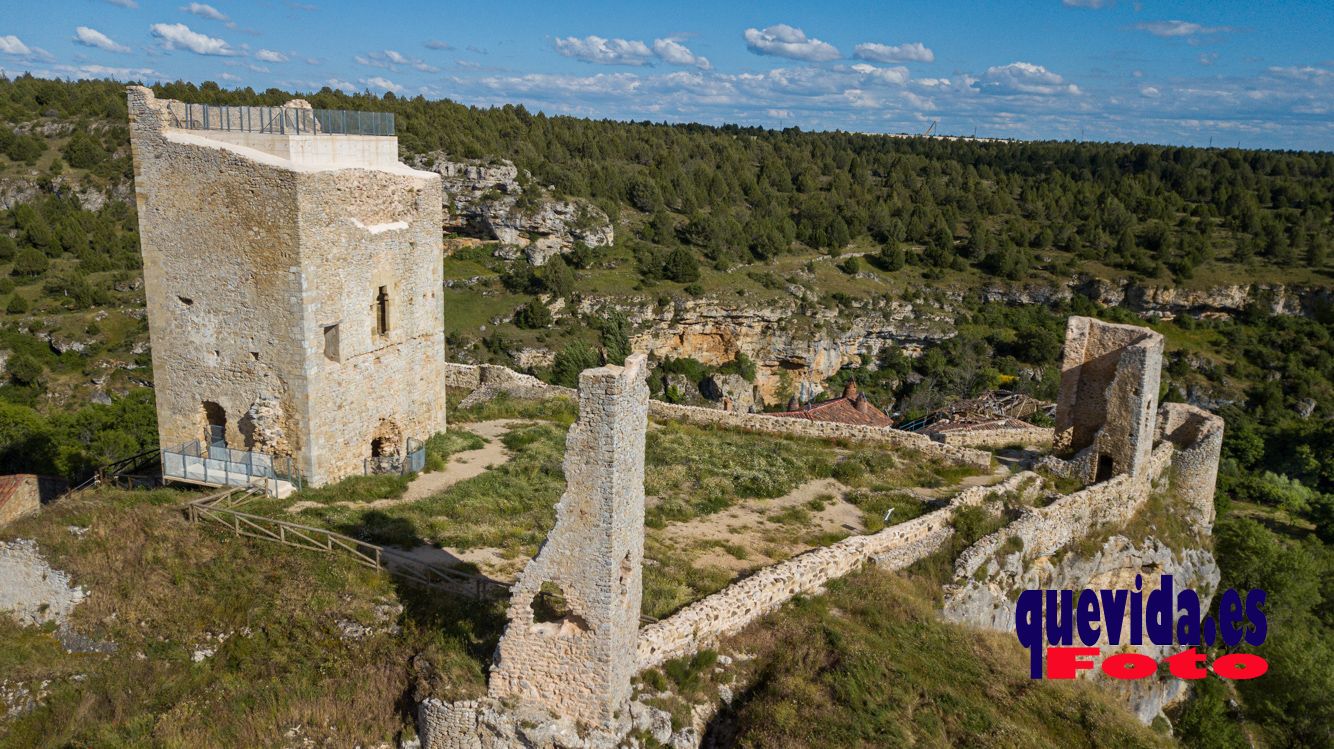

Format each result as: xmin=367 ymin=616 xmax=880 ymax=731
xmin=983 ymin=277 xmax=1332 ymax=319
xmin=700 ymin=373 xmax=756 ymax=412
xmin=415 ymin=154 xmax=614 ymax=266
xmin=945 ymin=534 xmax=1219 ymax=725
xmin=0 ymin=539 xmax=87 ymax=628
xmin=581 ymin=296 xmax=953 ymax=407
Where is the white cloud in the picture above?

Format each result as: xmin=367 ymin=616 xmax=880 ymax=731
xmin=425 ymin=39 xmax=451 ymax=50
xmin=0 ymin=35 xmax=33 ymax=56
xmin=974 ymin=62 xmax=1080 ymax=96
xmin=106 ymin=0 xmax=138 ymax=8
xmin=219 ymin=72 xmax=241 ymax=81
xmin=1062 ymin=0 xmax=1112 ymax=8
xmin=854 ymin=42 xmax=934 ymax=64
xmin=743 ymin=24 xmax=840 ymax=62
xmin=1134 ymin=20 xmax=1232 ymax=38
xmin=255 ymin=49 xmax=289 ymax=63
xmin=555 ymin=35 xmax=654 ymax=66
xmin=852 ymin=63 xmax=910 ymax=86
xmin=356 ymin=49 xmax=437 ymax=72
xmin=327 ymin=78 xmax=356 ymax=92
xmin=1140 ymin=85 xmax=1161 ymax=98
xmin=181 ymin=3 xmax=229 ymax=22
xmin=74 ymin=26 xmax=133 ymax=54
xmin=361 ymin=76 xmax=403 ymax=93
xmin=0 ymin=35 xmax=52 ymax=61
xmin=652 ymin=38 xmax=710 ymax=70
xmin=151 ymin=22 xmax=239 ymax=55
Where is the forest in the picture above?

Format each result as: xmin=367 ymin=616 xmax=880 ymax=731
xmin=0 ymin=74 xmax=1330 ymax=747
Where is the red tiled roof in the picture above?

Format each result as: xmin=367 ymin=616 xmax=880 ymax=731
xmin=767 ymin=396 xmax=894 ymax=428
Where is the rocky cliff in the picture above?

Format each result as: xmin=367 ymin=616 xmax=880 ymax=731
xmin=414 ymin=153 xmax=614 ymax=266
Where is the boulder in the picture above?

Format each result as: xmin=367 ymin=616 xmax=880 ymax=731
xmin=700 ymin=373 xmax=756 ymax=413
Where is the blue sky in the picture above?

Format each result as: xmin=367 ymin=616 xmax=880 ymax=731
xmin=3 ymin=1 xmax=1332 ymax=149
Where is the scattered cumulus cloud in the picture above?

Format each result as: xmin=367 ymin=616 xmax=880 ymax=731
xmin=1133 ymin=20 xmax=1233 ymax=38
xmin=151 ymin=22 xmax=239 ymax=56
xmin=424 ymin=39 xmax=452 ymax=50
xmin=361 ymin=75 xmax=403 ymax=93
xmin=851 ymin=63 xmax=910 ymax=86
xmin=974 ymin=62 xmax=1080 ymax=95
xmin=652 ymin=38 xmax=710 ymax=70
xmin=1140 ymin=85 xmax=1160 ymax=98
xmin=554 ymin=35 xmax=709 ymax=69
xmin=0 ymin=35 xmax=53 ymax=61
xmin=74 ymin=26 xmax=132 ymax=54
xmin=255 ymin=49 xmax=289 ymax=63
xmin=106 ymin=0 xmax=138 ymax=8
xmin=743 ymin=24 xmax=840 ymax=62
xmin=1062 ymin=0 xmax=1113 ymax=8
xmin=356 ymin=49 xmax=439 ymax=73
xmin=555 ymin=36 xmax=654 ymax=66
xmin=180 ymin=3 xmax=229 ymax=22
xmin=327 ymin=78 xmax=356 ymax=92
xmin=854 ymin=42 xmax=934 ymax=64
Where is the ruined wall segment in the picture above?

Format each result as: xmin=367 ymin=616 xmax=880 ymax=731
xmin=1054 ymin=316 xmax=1163 ymax=484
xmin=487 ymin=354 xmax=650 ymax=729
xmin=1157 ymin=402 xmax=1224 ymax=525
xmin=127 ymin=86 xmax=447 ymax=487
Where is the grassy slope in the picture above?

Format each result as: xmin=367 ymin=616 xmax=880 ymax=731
xmin=664 ymin=570 xmax=1171 ymax=749
xmin=0 ymin=487 xmax=500 ymax=748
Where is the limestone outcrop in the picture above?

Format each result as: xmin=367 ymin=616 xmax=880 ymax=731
xmin=415 ymin=154 xmax=614 ymax=265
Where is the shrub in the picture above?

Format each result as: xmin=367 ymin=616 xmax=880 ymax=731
xmin=6 ymin=353 xmax=43 ymax=386
xmin=512 ymin=300 xmax=552 ymax=329
xmin=6 ymin=294 xmax=29 ymax=314
xmin=662 ymin=247 xmax=700 ymax=283
xmin=551 ymin=340 xmax=599 ymax=387
xmin=11 ymin=249 xmax=49 ymax=276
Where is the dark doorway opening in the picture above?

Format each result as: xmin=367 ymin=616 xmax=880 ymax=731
xmin=203 ymin=401 xmax=227 ymax=447
xmin=1095 ymin=453 xmax=1115 ymax=483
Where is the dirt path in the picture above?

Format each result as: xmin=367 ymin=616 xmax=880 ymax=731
xmin=286 ymin=419 xmax=524 ymax=514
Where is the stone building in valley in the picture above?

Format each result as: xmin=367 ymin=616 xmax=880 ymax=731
xmin=127 ymin=86 xmax=447 ymax=489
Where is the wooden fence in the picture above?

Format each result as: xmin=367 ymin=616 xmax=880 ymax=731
xmin=183 ymin=488 xmax=510 ymax=601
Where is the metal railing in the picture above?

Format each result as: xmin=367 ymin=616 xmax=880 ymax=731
xmin=184 ymin=488 xmax=509 ymax=601
xmin=165 ymin=102 xmax=395 ymax=137
xmin=162 ymin=440 xmax=303 ymax=496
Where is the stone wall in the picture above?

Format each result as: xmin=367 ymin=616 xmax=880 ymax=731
xmin=442 ymin=362 xmax=481 ymax=389
xmin=1053 ymin=317 xmax=1163 ymax=483
xmin=931 ymin=425 xmax=1054 ymax=450
xmin=128 ymin=86 xmax=447 ymax=487
xmin=483 ymin=355 xmax=649 ymax=730
xmin=635 ymin=472 xmax=1037 ymax=671
xmin=1157 ymin=403 xmax=1224 ymax=526
xmin=447 ymin=361 xmax=992 ymax=469
xmin=0 ymin=475 xmax=62 ymax=528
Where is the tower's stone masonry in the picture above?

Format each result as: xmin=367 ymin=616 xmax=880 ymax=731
xmin=1053 ymin=316 xmax=1164 ymax=484
xmin=487 ymin=354 xmax=649 ymax=728
xmin=127 ymin=86 xmax=447 ymax=486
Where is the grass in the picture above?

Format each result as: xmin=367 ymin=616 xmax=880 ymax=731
xmin=0 ymin=487 xmax=501 ymax=748
xmin=715 ymin=569 xmax=1172 ymax=749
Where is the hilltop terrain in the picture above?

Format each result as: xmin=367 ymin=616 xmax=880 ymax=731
xmin=0 ymin=75 xmax=1330 ymax=748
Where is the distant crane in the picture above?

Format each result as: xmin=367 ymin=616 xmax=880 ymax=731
xmin=923 ymin=120 xmax=938 ymax=137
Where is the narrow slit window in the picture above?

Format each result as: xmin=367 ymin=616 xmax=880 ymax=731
xmin=375 ymin=286 xmax=390 ymax=335
xmin=323 ymin=323 xmax=340 ymax=361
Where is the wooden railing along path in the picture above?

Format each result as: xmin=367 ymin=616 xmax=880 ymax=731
xmin=183 ymin=488 xmax=510 ymax=601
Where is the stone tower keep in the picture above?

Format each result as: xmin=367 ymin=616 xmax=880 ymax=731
xmin=487 ymin=354 xmax=649 ymax=729
xmin=127 ymin=86 xmax=447 ymax=488
xmin=1053 ymin=316 xmax=1163 ymax=484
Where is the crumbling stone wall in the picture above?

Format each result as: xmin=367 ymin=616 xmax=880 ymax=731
xmin=636 ymin=472 xmax=1039 ymax=670
xmin=931 ymin=425 xmax=1054 ymax=449
xmin=128 ymin=86 xmax=447 ymax=487
xmin=486 ymin=354 xmax=649 ymax=729
xmin=1054 ymin=317 xmax=1163 ymax=483
xmin=1157 ymin=402 xmax=1224 ymax=525
xmin=0 ymin=475 xmax=63 ymax=528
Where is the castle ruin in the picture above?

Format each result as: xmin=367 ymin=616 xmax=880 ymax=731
xmin=1053 ymin=316 xmax=1164 ymax=484
xmin=127 ymin=87 xmax=447 ymax=490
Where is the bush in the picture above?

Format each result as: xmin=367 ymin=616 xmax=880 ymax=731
xmin=551 ymin=340 xmax=599 ymax=387
xmin=662 ymin=247 xmax=700 ymax=283
xmin=6 ymin=294 xmax=28 ymax=314
xmin=512 ymin=300 xmax=552 ymax=329
xmin=11 ymin=249 xmax=49 ymax=276
xmin=6 ymin=352 xmax=43 ymax=386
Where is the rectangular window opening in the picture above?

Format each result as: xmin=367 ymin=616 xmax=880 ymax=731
xmin=375 ymin=286 xmax=390 ymax=336
xmin=324 ymin=323 xmax=341 ymax=361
